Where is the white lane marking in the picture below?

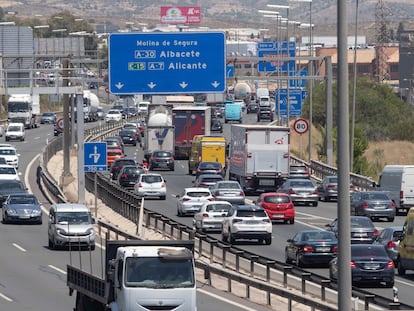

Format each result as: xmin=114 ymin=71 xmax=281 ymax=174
xmin=12 ymin=243 xmax=26 ymax=252
xmin=198 ymin=288 xmax=257 ymax=310
xmin=48 ymin=265 xmax=67 ymax=275
xmin=0 ymin=292 xmax=13 ymax=302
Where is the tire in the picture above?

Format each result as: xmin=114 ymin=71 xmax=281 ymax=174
xmin=398 ymin=260 xmax=406 ymax=275
xmin=48 ymin=238 xmax=55 ymax=250
xmin=385 ymin=280 xmax=395 ymax=288
xmin=221 ymin=231 xmax=228 ymax=242
xmin=160 ymin=195 xmax=166 ymax=200
xmin=312 ymin=202 xmax=318 ymax=207
xmin=285 ymin=250 xmax=292 ymax=264
xmin=296 ymin=253 xmax=304 ymax=267
xmin=289 ymin=218 xmax=295 ymax=224
xmin=388 ymin=217 xmax=394 ymax=222
xmin=90 ymin=244 xmax=95 ymax=251
xmin=265 ymin=236 xmax=272 ymax=245
xmin=177 ymin=207 xmax=183 ymax=217
xmin=229 ymin=232 xmax=235 ymax=244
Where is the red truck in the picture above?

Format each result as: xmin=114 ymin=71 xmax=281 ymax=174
xmin=172 ymin=106 xmax=211 ymax=159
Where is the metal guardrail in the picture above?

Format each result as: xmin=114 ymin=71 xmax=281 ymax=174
xmin=38 ymin=123 xmax=411 ymax=311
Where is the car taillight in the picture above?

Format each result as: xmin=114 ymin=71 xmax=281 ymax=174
xmin=387 ymin=260 xmax=394 ymax=268
xmin=391 ymin=202 xmax=396 ymax=209
xmin=327 ymin=184 xmax=335 ymax=189
xmin=332 ymin=246 xmax=338 ymax=253
xmin=350 ymin=261 xmax=356 ymax=268
xmin=361 ymin=202 xmax=369 ymax=208
xmin=350 ymin=184 xmax=355 ymax=190
xmin=262 ymin=218 xmax=271 ymax=223
xmin=150 ymin=157 xmax=155 ymax=162
xmin=215 ymin=191 xmax=221 ymax=196
xmin=302 ymin=246 xmax=314 ymax=253
xmin=287 ymin=203 xmax=294 ymax=209
xmin=169 ymin=157 xmax=174 ymax=161
xmin=387 ymin=241 xmax=396 ymax=248
xmin=120 ymin=173 xmax=127 ymax=178
xmin=182 ymin=198 xmax=191 ymax=202
xmin=373 ymin=229 xmax=379 ymax=237
xmin=199 ymin=183 xmax=208 ymax=187
xmin=288 ymin=189 xmax=296 ymax=195
xmin=312 ymin=190 xmax=318 ymax=195
xmin=208 ymin=197 xmax=215 ymax=201
xmin=202 ymin=213 xmax=209 ymax=218
xmin=239 ymin=191 xmax=244 ymax=196
xmin=233 ymin=218 xmax=243 ymax=223
xmin=138 ymin=183 xmax=143 ymax=188
xmin=161 ymin=182 xmax=166 ymax=188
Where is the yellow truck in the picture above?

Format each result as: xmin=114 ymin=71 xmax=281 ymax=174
xmin=188 ymin=135 xmax=226 ymax=175
xmin=398 ymin=207 xmax=414 ymax=275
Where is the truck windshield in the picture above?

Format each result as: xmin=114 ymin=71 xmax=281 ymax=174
xmin=56 ymin=211 xmax=90 ymax=225
xmin=125 ymin=257 xmax=194 ymax=289
xmin=8 ymin=103 xmax=29 ymax=112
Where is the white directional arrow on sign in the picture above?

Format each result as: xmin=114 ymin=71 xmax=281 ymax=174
xmin=115 ymin=82 xmax=124 ymax=89
xmin=179 ymin=82 xmax=188 ymax=89
xmin=89 ymin=145 xmax=101 ymax=163
xmin=211 ymin=81 xmax=220 ymax=88
xmin=148 ymin=82 xmax=156 ymax=89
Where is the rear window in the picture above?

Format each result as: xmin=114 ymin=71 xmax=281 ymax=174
xmin=199 ymin=162 xmax=220 ymax=169
xmin=351 ymin=217 xmax=374 ymax=228
xmin=217 ymin=182 xmax=241 ymax=189
xmin=153 ymin=151 xmax=172 ymax=157
xmin=393 ymin=230 xmax=404 ymax=241
xmin=361 ymin=192 xmax=390 ymax=200
xmin=141 ymin=175 xmax=162 ymax=183
xmin=291 ymin=181 xmax=314 ymax=187
xmin=264 ymin=195 xmax=290 ymax=203
xmin=290 ymin=165 xmax=307 ymax=172
xmin=237 ymin=210 xmax=267 ymax=218
xmin=352 ymin=246 xmax=387 ymax=257
xmin=206 ymin=204 xmax=231 ymax=212
xmin=187 ymin=191 xmax=211 ymax=197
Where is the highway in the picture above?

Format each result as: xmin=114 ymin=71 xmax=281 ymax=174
xmin=1 ymin=110 xmax=414 ymax=309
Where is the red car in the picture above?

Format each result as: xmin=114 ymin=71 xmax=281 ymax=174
xmin=254 ymin=192 xmax=295 ymax=224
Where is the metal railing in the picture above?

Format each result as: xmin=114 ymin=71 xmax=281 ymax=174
xmin=37 ymin=122 xmax=410 ymax=311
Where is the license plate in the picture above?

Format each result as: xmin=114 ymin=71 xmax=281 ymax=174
xmin=364 ymin=263 xmax=380 ymax=269
xmin=354 ymin=232 xmax=368 ymax=237
xmin=244 ymin=220 xmax=258 ymax=224
xmin=19 ymin=215 xmax=30 ymax=219
xmin=374 ymin=205 xmax=386 ymax=209
xmin=158 ymin=163 xmax=167 ymax=167
xmin=259 ymin=179 xmax=275 ymax=186
xmin=316 ymin=247 xmax=331 ymax=252
xmin=272 ymin=214 xmax=284 ymax=218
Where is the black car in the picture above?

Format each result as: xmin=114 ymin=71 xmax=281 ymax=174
xmin=211 ymin=118 xmax=223 ymax=133
xmin=285 ymin=230 xmax=338 ymax=267
xmin=117 ymin=165 xmax=146 ymax=189
xmin=246 ymin=102 xmax=259 ymax=113
xmin=119 ymin=129 xmax=140 ymax=146
xmin=122 ymin=107 xmax=138 ymax=118
xmin=195 ymin=161 xmax=225 ymax=177
xmin=149 ymin=150 xmax=175 ymax=171
xmin=326 ymin=216 xmax=379 ymax=244
xmin=257 ymin=106 xmax=274 ymax=122
xmin=110 ymin=158 xmax=137 ymax=180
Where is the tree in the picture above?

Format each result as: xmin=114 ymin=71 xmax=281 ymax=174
xmin=397 ymin=22 xmax=405 ymax=42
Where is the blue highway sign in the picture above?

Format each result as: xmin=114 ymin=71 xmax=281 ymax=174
xmin=257 ymin=41 xmax=296 ymax=73
xmin=276 ymin=88 xmax=303 ymax=117
xmin=109 ymin=32 xmax=226 ymax=94
xmin=84 ymin=142 xmax=107 ymax=172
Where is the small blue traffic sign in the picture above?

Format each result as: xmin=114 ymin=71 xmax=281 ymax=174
xmin=276 ymin=88 xmax=303 ymax=117
xmin=84 ymin=142 xmax=107 ymax=172
xmin=257 ymin=41 xmax=296 ymax=73
xmin=108 ymin=32 xmax=226 ymax=94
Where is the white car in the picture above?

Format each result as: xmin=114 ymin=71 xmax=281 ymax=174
xmin=0 ymin=146 xmax=20 ymax=168
xmin=105 ymin=109 xmax=123 ymax=123
xmin=193 ymin=201 xmax=232 ymax=232
xmin=5 ymin=123 xmax=25 ymax=141
xmin=221 ymin=205 xmax=272 ymax=245
xmin=134 ymin=173 xmax=166 ymax=200
xmin=176 ymin=187 xmax=215 ymax=217
xmin=0 ymin=164 xmax=21 ymax=180
xmin=137 ymin=101 xmax=150 ymax=115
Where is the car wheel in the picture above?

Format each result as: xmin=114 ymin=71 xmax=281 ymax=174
xmin=48 ymin=238 xmax=55 ymax=250
xmin=265 ymin=236 xmax=272 ymax=245
xmin=387 ymin=217 xmax=394 ymax=222
xmin=296 ymin=253 xmax=304 ymax=267
xmin=289 ymin=218 xmax=295 ymax=224
xmin=37 ymin=219 xmax=43 ymax=225
xmin=385 ymin=280 xmax=394 ymax=288
xmin=398 ymin=261 xmax=406 ymax=275
xmin=329 ymin=267 xmax=335 ymax=280
xmin=312 ymin=202 xmax=318 ymax=207
xmin=160 ymin=195 xmax=166 ymax=200
xmin=2 ymin=215 xmax=8 ymax=224
xmin=177 ymin=207 xmax=183 ymax=217
xmin=229 ymin=232 xmax=235 ymax=244
xmin=221 ymin=231 xmax=228 ymax=242
xmin=325 ymin=195 xmax=330 ymax=202
xmin=285 ymin=250 xmax=292 ymax=264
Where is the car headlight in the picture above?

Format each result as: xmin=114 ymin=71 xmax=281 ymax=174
xmin=56 ymin=228 xmax=66 ymax=235
xmin=31 ymin=209 xmax=42 ymax=216
xmin=86 ymin=228 xmax=95 ymax=235
xmin=6 ymin=208 xmax=17 ymax=215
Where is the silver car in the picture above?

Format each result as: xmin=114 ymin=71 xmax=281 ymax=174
xmin=351 ymin=191 xmax=396 ymax=222
xmin=210 ymin=181 xmax=245 ymax=205
xmin=277 ymin=179 xmax=318 ymax=207
xmin=317 ymin=175 xmax=356 ymax=201
xmin=373 ymin=226 xmax=403 ymax=263
xmin=193 ymin=201 xmax=232 ymax=232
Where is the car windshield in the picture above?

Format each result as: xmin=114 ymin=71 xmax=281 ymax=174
xmin=8 ymin=126 xmax=21 ymax=131
xmin=56 ymin=211 xmax=90 ymax=225
xmin=142 ymin=175 xmax=162 ymax=183
xmin=187 ymin=191 xmax=210 ymax=197
xmin=125 ymin=167 xmax=142 ymax=174
xmin=237 ymin=210 xmax=267 ymax=217
xmin=0 ymin=182 xmax=24 ymax=191
xmin=327 ymin=177 xmax=338 ymax=183
xmin=43 ymin=112 xmax=54 ymax=117
xmin=0 ymin=167 xmax=16 ymax=174
xmin=9 ymin=195 xmax=36 ymax=205
xmin=264 ymin=195 xmax=290 ymax=203
xmin=361 ymin=192 xmax=389 ymax=200
xmin=0 ymin=149 xmax=16 ymax=155
xmin=218 ymin=182 xmax=240 ymax=189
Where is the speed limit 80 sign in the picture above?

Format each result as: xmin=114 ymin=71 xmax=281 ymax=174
xmin=293 ymin=118 xmax=309 ymax=135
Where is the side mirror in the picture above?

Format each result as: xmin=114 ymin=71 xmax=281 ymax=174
xmin=176 ymin=194 xmax=180 ymax=198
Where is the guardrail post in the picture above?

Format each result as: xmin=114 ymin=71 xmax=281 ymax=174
xmin=283 ymin=266 xmax=292 ymax=288
xmin=153 ymin=214 xmax=161 ymax=232
xmin=320 ymin=279 xmax=330 ymax=301
xmin=209 ymin=239 xmax=217 ymax=264
xmin=222 ymin=245 xmax=231 ymax=269
xmin=388 ymin=303 xmax=401 ymax=310
xmin=266 ymin=261 xmax=275 ymax=282
xmin=250 ymin=255 xmax=259 ymax=277
xmin=364 ymin=294 xmax=375 ymax=311
xmin=234 ymin=250 xmax=244 ymax=273
xmin=198 ymin=234 xmax=204 ymax=258
xmin=301 ymin=272 xmax=311 ymax=294
xmin=178 ymin=224 xmax=187 ymax=240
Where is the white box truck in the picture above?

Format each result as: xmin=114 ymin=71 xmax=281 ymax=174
xmin=7 ymin=94 xmax=40 ymax=129
xmin=228 ymin=124 xmax=290 ymax=194
xmin=377 ymin=165 xmax=414 ymax=215
xmin=67 ymin=240 xmax=198 ymax=311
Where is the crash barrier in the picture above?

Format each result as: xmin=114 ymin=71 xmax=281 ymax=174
xmin=38 ymin=122 xmax=411 ymax=311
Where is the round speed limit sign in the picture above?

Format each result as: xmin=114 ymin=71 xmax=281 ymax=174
xmin=293 ymin=118 xmax=309 ymax=135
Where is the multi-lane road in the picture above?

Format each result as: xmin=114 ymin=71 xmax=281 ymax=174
xmin=2 ymin=111 xmax=414 ymax=310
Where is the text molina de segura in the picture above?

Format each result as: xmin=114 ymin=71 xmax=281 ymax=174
xmin=160 ymin=50 xmax=207 ymax=70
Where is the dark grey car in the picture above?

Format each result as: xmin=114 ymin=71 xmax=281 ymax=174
xmin=149 ymin=150 xmax=175 ymax=171
xmin=40 ymin=112 xmax=57 ymax=124
xmin=326 ymin=216 xmax=379 ymax=244
xmin=317 ymin=175 xmax=356 ymax=201
xmin=351 ymin=191 xmax=396 ymax=222
xmin=289 ymin=163 xmax=310 ymax=179
xmin=277 ymin=178 xmax=318 ymax=206
xmin=373 ymin=226 xmax=403 ymax=263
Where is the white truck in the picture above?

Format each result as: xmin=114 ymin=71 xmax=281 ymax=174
xmin=7 ymin=94 xmax=40 ymax=129
xmin=67 ymin=240 xmax=198 ymax=311
xmin=144 ymin=104 xmax=175 ymax=160
xmin=228 ymin=124 xmax=290 ymax=194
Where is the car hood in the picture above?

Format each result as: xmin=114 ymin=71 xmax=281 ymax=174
xmin=5 ymin=203 xmax=41 ymax=211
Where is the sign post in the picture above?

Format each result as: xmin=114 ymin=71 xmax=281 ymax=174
xmin=108 ymin=32 xmax=226 ymax=94
xmin=293 ymin=118 xmax=309 ymax=159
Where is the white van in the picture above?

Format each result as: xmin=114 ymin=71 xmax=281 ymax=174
xmin=377 ymin=165 xmax=414 ymax=215
xmin=5 ymin=122 xmax=25 ymax=141
xmin=397 ymin=207 xmax=414 ymax=275
xmin=48 ymin=203 xmax=95 ymax=250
